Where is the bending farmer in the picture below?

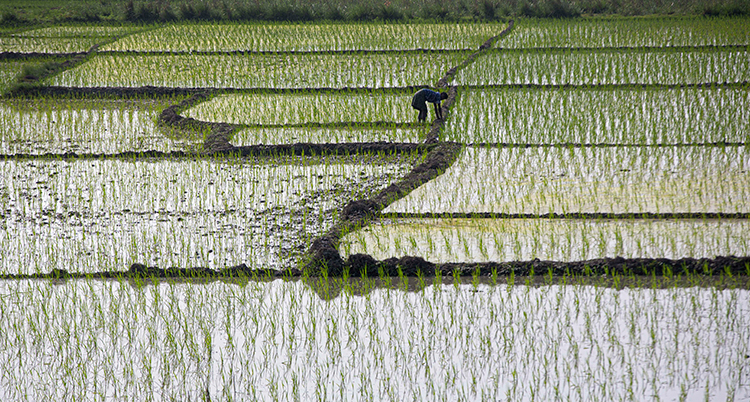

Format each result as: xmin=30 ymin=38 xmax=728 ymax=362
xmin=412 ymin=88 xmax=448 ymax=122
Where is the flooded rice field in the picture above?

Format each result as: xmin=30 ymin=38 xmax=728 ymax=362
xmin=384 ymin=146 xmax=750 ymax=215
xmin=0 ymin=155 xmax=415 ymax=274
xmin=454 ymin=49 xmax=750 ymax=86
xmin=1 ymin=17 xmax=749 ymax=401
xmin=100 ymin=23 xmax=506 ymax=52
xmin=0 ymin=97 xmax=203 ymax=155
xmin=341 ymin=218 xmax=750 ymax=263
xmin=46 ymin=52 xmax=468 ymax=89
xmin=182 ymin=92 xmax=415 ymax=126
xmin=444 ymin=86 xmax=750 ymax=144
xmin=230 ymin=126 xmax=423 ymax=146
xmin=0 ymin=278 xmax=747 ymax=401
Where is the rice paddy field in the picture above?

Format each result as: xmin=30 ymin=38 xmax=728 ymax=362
xmin=1 ymin=17 xmax=749 ymax=401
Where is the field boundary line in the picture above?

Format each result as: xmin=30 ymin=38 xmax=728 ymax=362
xmin=383 ymin=212 xmax=750 ymax=219
xmin=1 ymin=27 xmax=158 ymax=97
xmin=95 ymin=48 xmax=474 ymax=56
xmin=1 ymin=255 xmax=747 ymax=281
xmin=437 ymin=19 xmax=514 ymax=88
xmin=0 ymin=51 xmax=86 ymax=60
xmin=8 ymin=85 xmax=437 ymax=98
xmin=486 ymin=45 xmax=750 ymax=54
xmin=467 ymin=141 xmax=747 ymax=148
xmin=460 ymin=82 xmax=750 ymax=90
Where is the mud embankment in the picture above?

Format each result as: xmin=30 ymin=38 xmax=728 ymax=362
xmin=2 ymin=255 xmax=747 ymax=281
xmin=96 ymin=48 xmax=472 ymax=56
xmin=387 ymin=212 xmax=750 ymax=220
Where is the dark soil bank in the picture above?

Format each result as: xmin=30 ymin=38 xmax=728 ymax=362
xmin=3 ymin=256 xmax=748 ymax=281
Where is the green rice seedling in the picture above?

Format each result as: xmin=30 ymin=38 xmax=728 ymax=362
xmin=183 ymin=92 xmax=415 ymax=126
xmin=101 ymin=22 xmax=508 ymax=52
xmin=0 ymin=153 xmax=415 ymax=275
xmin=3 ymin=277 xmax=747 ymax=401
xmin=443 ymin=86 xmax=750 ymax=145
xmin=0 ymin=96 xmax=203 ymax=154
xmin=14 ymin=26 xmax=141 ymax=38
xmin=0 ymin=36 xmax=105 ymax=53
xmin=502 ymin=17 xmax=750 ymax=49
xmin=455 ymin=48 xmax=750 ymax=86
xmin=230 ymin=126 xmax=423 ymax=146
xmin=46 ymin=52 xmax=468 ymax=89
xmin=384 ymin=146 xmax=750 ymax=215
xmin=0 ymin=25 xmax=142 ymax=53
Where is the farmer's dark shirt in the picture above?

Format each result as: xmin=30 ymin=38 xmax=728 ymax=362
xmin=412 ymin=89 xmax=442 ymax=109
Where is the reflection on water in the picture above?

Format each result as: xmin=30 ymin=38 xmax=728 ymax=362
xmin=2 ymin=276 xmax=748 ymax=401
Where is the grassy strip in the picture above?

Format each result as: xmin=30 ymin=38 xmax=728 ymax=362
xmin=2 ymin=0 xmax=749 ymax=26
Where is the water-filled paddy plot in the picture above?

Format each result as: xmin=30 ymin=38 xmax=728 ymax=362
xmin=444 ymin=86 xmax=750 ymax=144
xmin=1 ymin=279 xmax=747 ymax=401
xmin=342 ymin=218 xmax=750 ymax=263
xmin=0 ymin=26 xmax=141 ymax=54
xmin=183 ymin=91 xmax=425 ymax=144
xmin=499 ymin=17 xmax=750 ymax=49
xmin=385 ymin=146 xmax=750 ymax=215
xmin=183 ymin=92 xmax=416 ymax=126
xmin=0 ymin=97 xmax=203 ymax=154
xmin=48 ymin=52 xmax=467 ymax=89
xmin=454 ymin=48 xmax=750 ymax=86
xmin=0 ymin=155 xmax=414 ymax=275
xmin=102 ymin=23 xmax=507 ymax=52
xmin=1 ymin=17 xmax=749 ymax=402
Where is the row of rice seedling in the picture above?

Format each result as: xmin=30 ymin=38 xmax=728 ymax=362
xmin=183 ymin=92 xmax=416 ymax=126
xmin=0 ymin=155 xmax=414 ymax=274
xmin=0 ymin=60 xmax=29 ymax=93
xmin=501 ymin=17 xmax=750 ymax=49
xmin=444 ymin=86 xmax=750 ymax=144
xmin=47 ymin=52 xmax=467 ymax=89
xmin=340 ymin=217 xmax=750 ymax=262
xmin=384 ymin=146 xmax=750 ymax=214
xmin=0 ymin=25 xmax=143 ymax=54
xmin=1 ymin=278 xmax=747 ymax=400
xmin=0 ymin=96 xmax=203 ymax=155
xmin=0 ymin=37 xmax=104 ymax=53
xmin=454 ymin=48 xmax=750 ymax=86
xmin=101 ymin=22 xmax=507 ymax=52
xmin=231 ymin=126 xmax=423 ymax=146
xmin=9 ymin=25 xmax=141 ymax=38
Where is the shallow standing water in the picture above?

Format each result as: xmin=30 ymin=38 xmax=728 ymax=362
xmin=0 ymin=278 xmax=747 ymax=401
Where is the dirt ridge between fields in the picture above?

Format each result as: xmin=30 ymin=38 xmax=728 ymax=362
xmin=95 ymin=48 xmax=473 ymax=56
xmin=1 ymin=255 xmax=748 ymax=281
xmin=385 ymin=212 xmax=750 ymax=220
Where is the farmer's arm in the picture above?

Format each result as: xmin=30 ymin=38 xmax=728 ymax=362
xmin=434 ymin=101 xmax=443 ymax=120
